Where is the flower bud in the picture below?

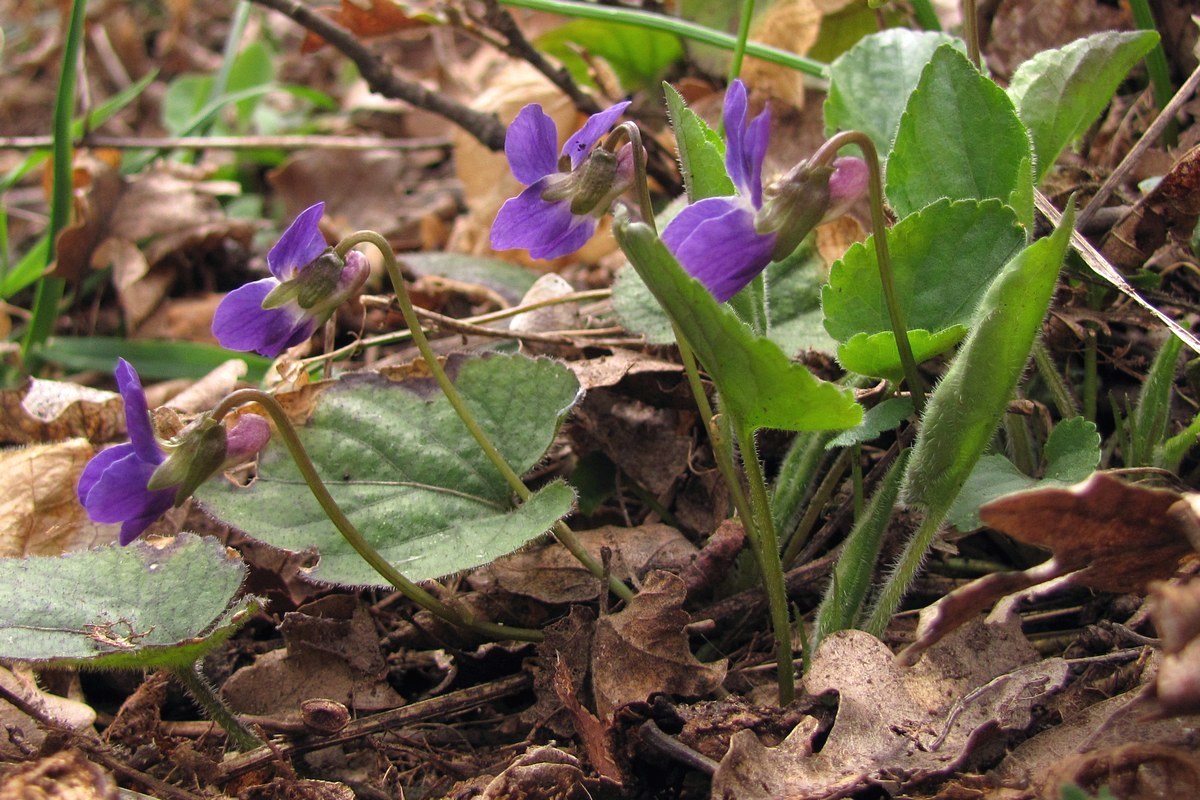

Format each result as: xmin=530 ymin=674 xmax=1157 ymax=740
xmin=755 ymin=160 xmax=834 ymax=262
xmin=147 ymin=413 xmax=270 ymax=505
xmin=541 ymin=144 xmax=635 ymax=219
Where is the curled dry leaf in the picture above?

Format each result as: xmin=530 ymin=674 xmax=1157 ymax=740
xmin=0 ymin=439 xmax=120 ymax=557
xmin=1148 ymin=578 xmax=1200 ymax=715
xmin=466 ymin=745 xmax=606 ymax=800
xmin=713 ymin=624 xmax=1069 ymax=800
xmin=739 ymin=0 xmax=823 ymax=111
xmin=0 ymin=749 xmax=117 ymax=799
xmin=591 ymin=571 xmax=727 ymax=722
xmin=0 ymin=378 xmax=124 ymax=447
xmin=1104 ymin=143 xmax=1200 ymax=271
xmin=900 ymin=473 xmax=1197 ymax=664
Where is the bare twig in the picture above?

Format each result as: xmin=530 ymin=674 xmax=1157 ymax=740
xmin=250 ymin=0 xmax=509 ymax=149
xmin=0 ymin=134 xmax=452 ymax=151
xmin=217 ymin=672 xmax=532 ymax=782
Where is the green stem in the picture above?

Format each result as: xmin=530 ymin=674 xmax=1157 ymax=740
xmin=21 ymin=0 xmax=86 ymax=361
xmin=863 ymin=506 xmax=944 ymax=636
xmin=813 ymin=131 xmax=926 ymax=411
xmin=498 ymin=0 xmax=827 ymax=78
xmin=780 ymin=446 xmax=852 ymax=568
xmin=1129 ymin=0 xmax=1177 ymax=147
xmin=1032 ymin=340 xmax=1079 ymax=419
xmin=211 ymin=389 xmax=545 ymax=642
xmin=335 ymin=231 xmax=633 ymax=604
xmin=1083 ymin=326 xmax=1098 ymax=422
xmin=962 ymin=0 xmax=980 ymax=68
xmin=734 ymin=423 xmax=795 ymax=705
xmin=729 ymin=0 xmax=756 ymax=82
xmin=170 ymin=664 xmax=264 ymax=752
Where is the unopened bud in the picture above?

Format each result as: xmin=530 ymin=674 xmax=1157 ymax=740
xmin=756 ymin=160 xmax=834 ymax=261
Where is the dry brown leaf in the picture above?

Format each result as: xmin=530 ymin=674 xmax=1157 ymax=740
xmin=1104 ymin=144 xmax=1200 ymax=271
xmin=51 ymin=150 xmax=123 ymax=284
xmin=1148 ymin=578 xmax=1200 ymax=715
xmin=591 ymin=571 xmax=727 ymax=721
xmin=552 ymin=654 xmax=624 ymax=784
xmin=301 ymin=0 xmax=431 ymax=54
xmin=900 ymin=473 xmax=1197 ymax=663
xmin=468 ymin=745 xmax=599 ymax=800
xmin=740 ymin=0 xmax=822 ymax=111
xmin=0 ymin=665 xmax=97 ymax=759
xmin=0 ymin=439 xmax=120 ymax=557
xmin=1038 ymin=743 xmax=1200 ymax=800
xmin=712 ymin=625 xmax=1069 ymax=800
xmin=0 ymin=749 xmax=116 ymax=800
xmin=222 ymin=595 xmax=403 ymax=718
xmin=0 ymin=378 xmax=124 ymax=447
xmin=565 ymin=349 xmax=684 ymax=393
xmin=469 ymin=524 xmax=696 ymax=604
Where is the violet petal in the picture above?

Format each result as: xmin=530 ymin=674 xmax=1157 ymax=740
xmin=213 ymin=278 xmax=317 ymax=357
xmin=78 ymin=443 xmax=136 ymax=505
xmin=662 ymin=197 xmax=777 ymax=302
xmin=505 ymin=105 xmax=560 ymax=185
xmin=267 ymin=202 xmax=326 ymax=281
xmin=491 ymin=182 xmax=595 ymax=260
xmin=115 ymin=359 xmax=162 ymax=465
xmin=562 ymin=101 xmax=632 ymax=170
xmin=83 ymin=451 xmax=175 ymax=528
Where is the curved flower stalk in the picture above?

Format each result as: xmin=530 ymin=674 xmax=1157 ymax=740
xmin=77 ymin=359 xmax=270 ymax=545
xmin=663 ymin=80 xmax=868 ymax=302
xmin=213 ymin=202 xmax=370 ymax=357
xmin=491 ymin=101 xmax=635 ymax=260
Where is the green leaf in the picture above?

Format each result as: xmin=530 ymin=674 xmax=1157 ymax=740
xmin=836 ymin=328 xmax=966 ymax=382
xmin=664 ymin=83 xmax=735 ymax=203
xmin=537 ymin=19 xmax=683 ymax=92
xmin=824 ymin=29 xmax=965 ymax=158
xmin=225 ymin=41 xmax=276 ymax=127
xmin=886 ymin=45 xmax=1034 ymax=218
xmin=614 ymin=238 xmax=837 ymax=355
xmin=614 ymin=216 xmax=861 ymax=434
xmin=41 ymin=337 xmax=272 ymax=383
xmin=401 ymin=251 xmax=539 ymax=305
xmin=902 ymin=200 xmax=1076 ymax=516
xmin=1007 ymin=31 xmax=1159 ymax=182
xmin=822 ymin=199 xmax=1026 ymax=377
xmin=197 ymin=355 xmax=581 ymax=587
xmin=946 ymin=416 xmax=1099 ymax=530
xmin=0 ymin=534 xmax=255 ymax=669
xmin=828 ymin=396 xmax=914 ymax=448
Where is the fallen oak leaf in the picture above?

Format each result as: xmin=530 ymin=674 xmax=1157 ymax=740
xmin=899 ymin=472 xmax=1196 ymax=665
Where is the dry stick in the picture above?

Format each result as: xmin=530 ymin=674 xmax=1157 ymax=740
xmin=217 ymin=672 xmax=532 ymax=781
xmin=250 ymin=0 xmax=508 ymax=149
xmin=1075 ymin=62 xmax=1200 ymax=233
xmin=0 ymin=134 xmax=453 ymax=151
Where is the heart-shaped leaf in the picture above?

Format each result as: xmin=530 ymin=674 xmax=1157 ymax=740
xmin=1007 ymin=30 xmax=1158 ymax=182
xmin=886 ymin=44 xmax=1034 ymax=221
xmin=822 ymin=199 xmax=1026 ymax=377
xmin=197 ymin=354 xmax=580 ymax=587
xmin=824 ymin=29 xmax=965 ymax=158
xmin=0 ymin=533 xmax=254 ymax=669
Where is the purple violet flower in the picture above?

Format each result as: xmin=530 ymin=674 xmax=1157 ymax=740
xmin=213 ymin=202 xmax=370 ymax=357
xmin=78 ymin=359 xmax=270 ymax=545
xmin=491 ymin=101 xmax=634 ymax=260
xmin=662 ymin=80 xmax=868 ymax=302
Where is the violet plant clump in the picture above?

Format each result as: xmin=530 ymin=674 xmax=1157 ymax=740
xmin=213 ymin=202 xmax=370 ymax=357
xmin=662 ymin=79 xmax=867 ymax=302
xmin=77 ymin=358 xmax=270 ymax=545
xmin=491 ymin=101 xmax=635 ymax=260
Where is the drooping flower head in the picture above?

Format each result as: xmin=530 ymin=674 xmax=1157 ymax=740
xmin=662 ymin=80 xmax=868 ymax=302
xmin=78 ymin=359 xmax=270 ymax=545
xmin=213 ymin=202 xmax=370 ymax=357
xmin=491 ymin=101 xmax=634 ymax=260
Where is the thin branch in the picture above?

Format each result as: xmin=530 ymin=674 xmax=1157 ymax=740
xmin=249 ymin=0 xmax=509 ymax=149
xmin=0 ymin=134 xmax=452 ymax=151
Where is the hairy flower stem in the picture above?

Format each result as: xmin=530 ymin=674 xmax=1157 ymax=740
xmin=211 ymin=389 xmax=545 ymax=642
xmin=962 ymin=0 xmax=980 ymax=68
xmin=171 ymin=663 xmax=264 ymax=751
xmin=811 ymin=131 xmax=926 ymax=412
xmin=735 ymin=423 xmax=796 ymax=704
xmin=334 ymin=232 xmax=634 ymax=605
